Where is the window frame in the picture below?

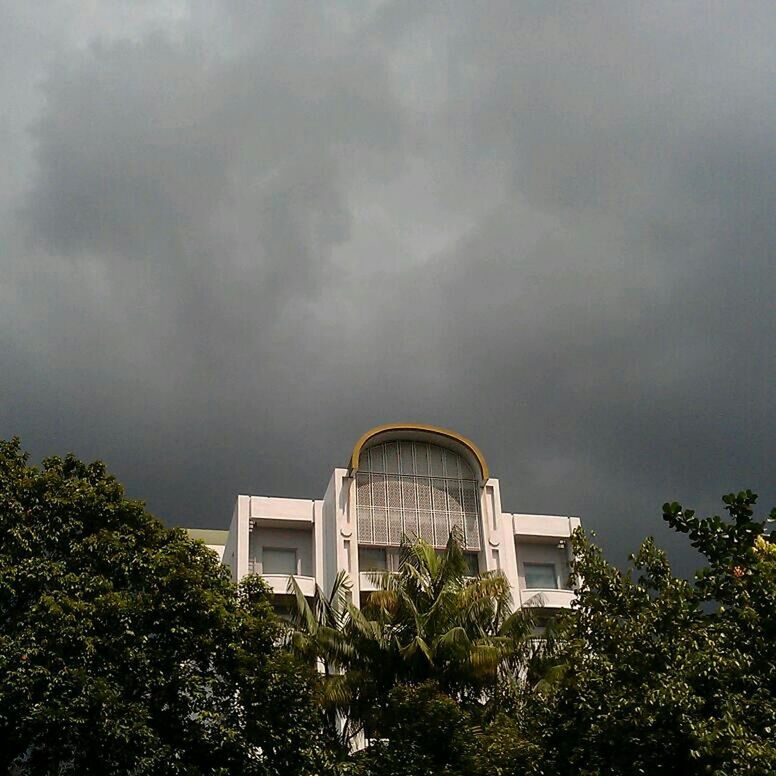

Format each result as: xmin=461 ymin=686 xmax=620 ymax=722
xmin=463 ymin=552 xmax=480 ymax=577
xmin=359 ymin=546 xmax=389 ymax=572
xmin=523 ymin=562 xmax=559 ymax=590
xmin=261 ymin=546 xmax=298 ymax=576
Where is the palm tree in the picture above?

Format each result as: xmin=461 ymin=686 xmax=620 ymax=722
xmin=285 ymin=570 xmax=360 ymax=743
xmin=286 ymin=531 xmax=538 ymax=741
xmin=286 ymin=569 xmax=352 ymax=676
xmin=353 ymin=532 xmax=535 ymax=703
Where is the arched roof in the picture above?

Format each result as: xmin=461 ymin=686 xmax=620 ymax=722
xmin=349 ymin=423 xmax=490 ymax=482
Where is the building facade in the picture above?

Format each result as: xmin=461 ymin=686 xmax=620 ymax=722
xmin=187 ymin=423 xmax=580 ymax=611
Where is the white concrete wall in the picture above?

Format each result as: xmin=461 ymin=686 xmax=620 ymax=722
xmin=334 ymin=468 xmax=357 ymax=603
xmin=222 ymin=501 xmax=239 ymax=580
xmin=522 ymin=589 xmax=575 ymax=608
xmin=478 ymin=479 xmax=522 ymax=608
xmin=321 ymin=472 xmax=339 ymax=596
xmin=236 ymin=495 xmax=250 ymax=581
xmin=250 ymin=496 xmax=315 ymax=522
xmin=314 ymin=499 xmax=324 ymax=588
xmin=513 ymin=513 xmax=578 ymax=539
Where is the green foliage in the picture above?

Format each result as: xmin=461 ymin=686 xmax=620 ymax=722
xmin=348 ymin=682 xmax=538 ymax=776
xmin=4 ymin=434 xmax=773 ymax=775
xmin=287 ymin=531 xmax=540 ymax=757
xmin=357 ymin=535 xmax=535 ymax=696
xmin=533 ymin=491 xmax=776 ymax=775
xmin=0 ymin=437 xmax=336 ymax=775
xmin=349 ymin=681 xmax=480 ymax=776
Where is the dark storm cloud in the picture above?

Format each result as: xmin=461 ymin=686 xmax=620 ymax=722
xmin=1 ymin=0 xmax=774 ymax=573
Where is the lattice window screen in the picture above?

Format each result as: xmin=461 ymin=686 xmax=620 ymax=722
xmin=383 ymin=442 xmax=399 ymax=473
xmin=446 ymin=480 xmax=463 ymax=513
xmin=449 ymin=510 xmax=464 ymax=539
xmin=357 ymin=473 xmax=371 ymax=505
xmin=401 ymin=477 xmax=417 ymax=511
xmin=373 ymin=509 xmax=388 ymax=544
xmin=419 ymin=511 xmax=435 ymax=544
xmin=388 ymin=510 xmax=403 ymax=544
xmin=355 ymin=441 xmax=481 ymax=550
xmin=403 ymin=510 xmax=419 ymax=542
xmin=464 ymin=512 xmax=480 ymax=548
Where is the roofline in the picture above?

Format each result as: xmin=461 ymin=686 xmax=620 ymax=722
xmin=185 ymin=528 xmax=229 ymax=545
xmin=349 ymin=423 xmax=490 ymax=481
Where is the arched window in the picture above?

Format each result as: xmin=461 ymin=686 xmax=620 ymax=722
xmin=355 ymin=440 xmax=481 ymax=550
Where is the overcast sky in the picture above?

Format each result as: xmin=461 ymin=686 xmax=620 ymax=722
xmin=1 ymin=1 xmax=774 ymax=573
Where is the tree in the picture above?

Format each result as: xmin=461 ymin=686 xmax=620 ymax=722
xmin=346 ymin=681 xmax=482 ymax=776
xmin=286 ymin=569 xmax=353 ymax=744
xmin=288 ymin=531 xmax=538 ymax=749
xmin=346 ymin=681 xmax=539 ymax=776
xmin=534 ymin=491 xmax=776 ymax=775
xmin=0 ymin=438 xmax=335 ymax=775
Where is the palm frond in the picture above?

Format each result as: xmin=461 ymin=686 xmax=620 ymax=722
xmin=399 ymin=635 xmax=434 ymax=666
xmin=287 ymin=574 xmax=318 ymax=634
xmin=436 ymin=625 xmax=472 ymax=657
xmin=468 ymin=641 xmax=504 ymax=673
xmin=320 ymin=672 xmax=357 ymax=709
xmin=329 ymin=570 xmax=352 ymax=618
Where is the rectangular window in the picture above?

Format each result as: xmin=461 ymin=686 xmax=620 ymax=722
xmin=524 ymin=563 xmax=558 ymax=590
xmin=359 ymin=547 xmax=388 ymax=571
xmin=464 ymin=552 xmax=480 ymax=576
xmin=262 ymin=547 xmax=297 ymax=575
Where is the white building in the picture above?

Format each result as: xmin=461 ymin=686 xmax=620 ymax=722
xmin=187 ymin=423 xmax=580 ymax=611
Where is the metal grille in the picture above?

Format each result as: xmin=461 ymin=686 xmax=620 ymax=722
xmin=356 ymin=473 xmax=371 ymax=505
xmin=446 ymin=480 xmax=463 ymax=513
xmin=449 ymin=510 xmax=464 ymax=539
xmin=403 ymin=510 xmax=419 ymax=542
xmin=355 ymin=441 xmax=481 ymax=550
xmin=464 ymin=510 xmax=480 ymax=548
xmin=388 ymin=509 xmax=403 ymax=544
xmin=372 ymin=474 xmax=386 ymax=508
xmin=401 ymin=477 xmax=417 ymax=511
xmin=418 ymin=511 xmax=435 ymax=543
xmin=387 ymin=475 xmax=402 ymax=509
xmin=373 ymin=508 xmax=388 ymax=544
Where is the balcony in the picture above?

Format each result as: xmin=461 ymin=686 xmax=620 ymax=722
xmin=359 ymin=572 xmax=387 ymax=593
xmin=260 ymin=573 xmax=316 ymax=598
xmin=250 ymin=496 xmax=315 ymax=526
xmin=520 ymin=588 xmax=575 ymax=609
xmin=248 ymin=523 xmax=314 ymax=590
xmin=512 ymin=513 xmax=579 ymax=539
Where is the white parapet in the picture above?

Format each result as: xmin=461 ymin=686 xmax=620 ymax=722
xmin=250 ymin=496 xmax=316 ymax=523
xmin=512 ymin=513 xmax=580 ymax=539
xmin=520 ymin=589 xmax=575 ymax=609
xmin=261 ymin=574 xmax=316 ymax=597
xmin=359 ymin=572 xmax=381 ymax=593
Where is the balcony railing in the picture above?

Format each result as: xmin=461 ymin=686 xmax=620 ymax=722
xmin=520 ymin=588 xmax=574 ymax=608
xmin=261 ymin=573 xmax=316 ymax=597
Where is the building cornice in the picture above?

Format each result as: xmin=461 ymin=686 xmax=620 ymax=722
xmin=349 ymin=422 xmax=490 ymax=482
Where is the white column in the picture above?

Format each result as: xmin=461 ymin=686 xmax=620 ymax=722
xmin=313 ymin=499 xmax=325 ymax=586
xmin=236 ymin=494 xmax=250 ymax=581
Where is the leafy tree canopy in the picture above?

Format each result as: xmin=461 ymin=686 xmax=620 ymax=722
xmin=288 ymin=531 xmax=538 ymax=743
xmin=0 ymin=438 xmax=336 ymax=775
xmin=535 ymin=490 xmax=776 ymax=776
xmin=345 ymin=681 xmax=539 ymax=776
xmin=4 ymin=433 xmax=774 ymax=776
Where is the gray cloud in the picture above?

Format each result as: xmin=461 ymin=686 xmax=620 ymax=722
xmin=1 ymin=0 xmax=774 ymax=575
